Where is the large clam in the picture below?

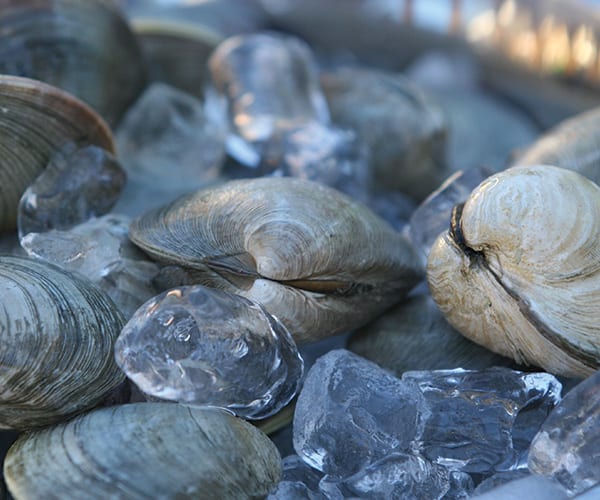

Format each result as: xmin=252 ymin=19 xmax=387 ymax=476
xmin=0 ymin=75 xmax=114 ymax=233
xmin=0 ymin=0 xmax=146 ymax=125
xmin=0 ymin=255 xmax=125 ymax=430
xmin=427 ymin=165 xmax=600 ymax=378
xmin=129 ymin=177 xmax=423 ymax=343
xmin=4 ymin=403 xmax=281 ymax=499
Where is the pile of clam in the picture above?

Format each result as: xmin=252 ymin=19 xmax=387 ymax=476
xmin=0 ymin=0 xmax=600 ymax=498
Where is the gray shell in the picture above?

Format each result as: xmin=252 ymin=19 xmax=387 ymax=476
xmin=0 ymin=256 xmax=125 ymax=430
xmin=4 ymin=403 xmax=282 ymax=500
xmin=129 ymin=177 xmax=424 ymax=343
xmin=0 ymin=0 xmax=146 ymax=126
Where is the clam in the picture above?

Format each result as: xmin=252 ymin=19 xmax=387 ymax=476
xmin=0 ymin=0 xmax=146 ymax=125
xmin=0 ymin=255 xmax=124 ymax=430
xmin=129 ymin=177 xmax=423 ymax=343
xmin=348 ymin=294 xmax=516 ymax=377
xmin=4 ymin=403 xmax=281 ymax=499
xmin=514 ymin=106 xmax=600 ymax=186
xmin=0 ymin=75 xmax=114 ymax=233
xmin=427 ymin=165 xmax=600 ymax=378
xmin=320 ymin=67 xmax=448 ymax=200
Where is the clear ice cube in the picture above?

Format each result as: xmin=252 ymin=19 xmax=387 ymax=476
xmin=528 ymin=368 xmax=600 ymax=496
xmin=318 ymin=452 xmax=474 ymax=500
xmin=206 ymin=31 xmax=329 ymax=167
xmin=114 ymin=83 xmax=224 ymax=215
xmin=18 ymin=142 xmax=126 ymax=239
xmin=293 ymin=349 xmax=425 ymax=478
xmin=402 ymin=367 xmax=562 ymax=474
xmin=115 ymin=285 xmax=304 ymax=420
xmin=21 ymin=215 xmax=159 ymax=319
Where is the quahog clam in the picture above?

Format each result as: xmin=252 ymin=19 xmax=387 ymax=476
xmin=0 ymin=0 xmax=146 ymax=125
xmin=0 ymin=256 xmax=125 ymax=430
xmin=514 ymin=106 xmax=600 ymax=185
xmin=4 ymin=403 xmax=281 ymax=499
xmin=427 ymin=165 xmax=600 ymax=378
xmin=0 ymin=75 xmax=114 ymax=233
xmin=130 ymin=177 xmax=423 ymax=343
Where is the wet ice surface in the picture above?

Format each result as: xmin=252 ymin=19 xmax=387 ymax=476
xmin=293 ymin=349 xmax=424 ymax=479
xmin=115 ymin=285 xmax=304 ymax=420
xmin=407 ymin=166 xmax=494 ymax=264
xmin=261 ymin=121 xmax=371 ymax=200
xmin=206 ymin=32 xmax=371 ymax=199
xmin=293 ymin=349 xmax=562 ymax=494
xmin=319 ymin=452 xmax=474 ymax=500
xmin=114 ymin=83 xmax=224 ymax=216
xmin=528 ymin=368 xmax=600 ymax=495
xmin=402 ymin=368 xmax=562 ymax=473
xmin=20 ymin=215 xmax=159 ymax=319
xmin=207 ymin=31 xmax=329 ymax=167
xmin=18 ymin=143 xmax=126 ymax=240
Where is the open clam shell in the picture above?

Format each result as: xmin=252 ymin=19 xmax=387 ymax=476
xmin=0 ymin=255 xmax=125 ymax=430
xmin=427 ymin=165 xmax=600 ymax=378
xmin=4 ymin=403 xmax=282 ymax=499
xmin=130 ymin=177 xmax=423 ymax=343
xmin=0 ymin=75 xmax=114 ymax=232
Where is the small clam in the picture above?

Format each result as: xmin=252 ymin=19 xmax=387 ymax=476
xmin=0 ymin=255 xmax=125 ymax=430
xmin=4 ymin=403 xmax=281 ymax=499
xmin=0 ymin=75 xmax=114 ymax=233
xmin=0 ymin=0 xmax=146 ymax=125
xmin=130 ymin=177 xmax=423 ymax=343
xmin=427 ymin=165 xmax=600 ymax=378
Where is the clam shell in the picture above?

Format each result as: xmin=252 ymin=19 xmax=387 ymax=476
xmin=348 ymin=294 xmax=516 ymax=377
xmin=515 ymin=106 xmax=600 ymax=185
xmin=0 ymin=0 xmax=146 ymax=125
xmin=4 ymin=403 xmax=282 ymax=499
xmin=427 ymin=165 xmax=600 ymax=378
xmin=0 ymin=75 xmax=114 ymax=232
xmin=0 ymin=255 xmax=125 ymax=430
xmin=130 ymin=177 xmax=423 ymax=343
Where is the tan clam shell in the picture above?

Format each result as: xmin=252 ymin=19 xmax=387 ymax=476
xmin=0 ymin=75 xmax=114 ymax=232
xmin=0 ymin=255 xmax=125 ymax=430
xmin=427 ymin=165 xmax=600 ymax=378
xmin=130 ymin=177 xmax=423 ymax=343
xmin=5 ymin=403 xmax=281 ymax=499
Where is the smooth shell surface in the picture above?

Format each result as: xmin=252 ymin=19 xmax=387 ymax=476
xmin=0 ymin=256 xmax=125 ymax=430
xmin=0 ymin=0 xmax=146 ymax=125
xmin=4 ymin=403 xmax=282 ymax=499
xmin=130 ymin=177 xmax=423 ymax=342
xmin=0 ymin=75 xmax=114 ymax=232
xmin=427 ymin=165 xmax=600 ymax=378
